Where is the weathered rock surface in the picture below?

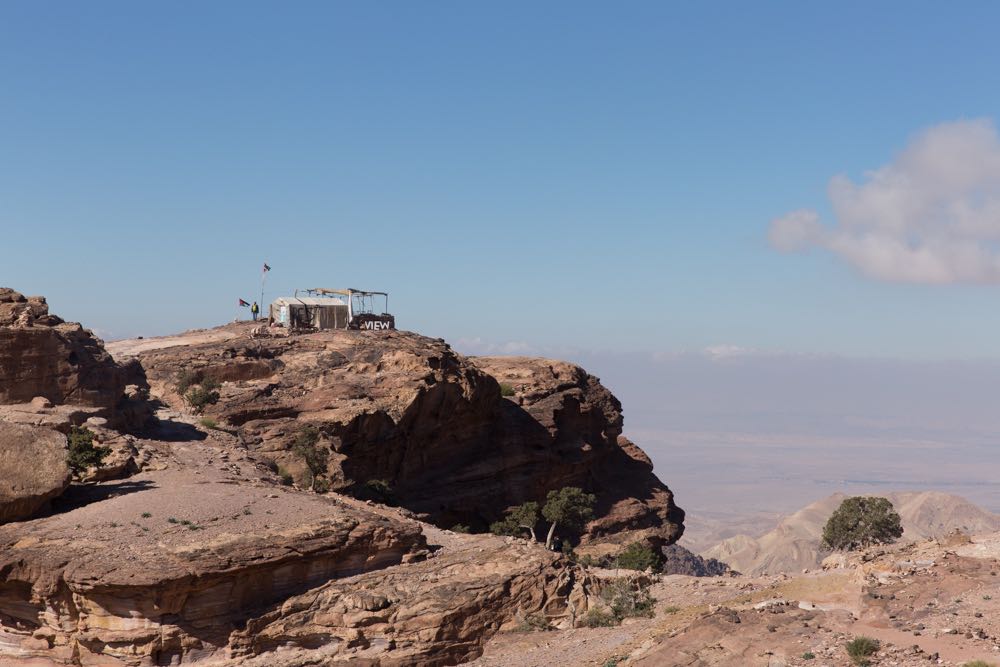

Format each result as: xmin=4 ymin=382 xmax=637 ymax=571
xmin=0 ymin=288 xmax=125 ymax=411
xmin=230 ymin=532 xmax=598 ymax=666
xmin=116 ymin=324 xmax=684 ymax=547
xmin=0 ymin=423 xmax=70 ymax=523
xmin=0 ymin=447 xmax=426 ymax=666
xmin=658 ymin=543 xmax=732 ymax=577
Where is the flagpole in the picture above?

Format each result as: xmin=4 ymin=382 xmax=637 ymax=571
xmin=260 ymin=262 xmax=269 ymax=316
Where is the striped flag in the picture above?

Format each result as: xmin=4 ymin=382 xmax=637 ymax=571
xmin=262 ymin=263 xmax=271 ymax=273
xmin=239 ymin=299 xmax=250 ymax=307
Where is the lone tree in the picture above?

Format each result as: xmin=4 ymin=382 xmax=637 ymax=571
xmin=821 ymin=496 xmax=903 ymax=551
xmin=542 ymin=487 xmax=596 ymax=549
xmin=292 ymin=425 xmax=328 ymax=492
xmin=490 ymin=501 xmax=541 ymax=541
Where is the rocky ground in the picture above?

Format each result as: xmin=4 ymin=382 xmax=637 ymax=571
xmin=468 ymin=533 xmax=1000 ymax=667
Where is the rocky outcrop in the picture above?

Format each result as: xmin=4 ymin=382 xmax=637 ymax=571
xmin=0 ymin=461 xmax=425 ymax=666
xmin=230 ymin=533 xmax=598 ymax=666
xmin=0 ymin=423 xmax=70 ymax=523
xmin=121 ymin=324 xmax=684 ymax=547
xmin=0 ymin=288 xmax=125 ymax=411
xmin=659 ymin=543 xmax=732 ymax=577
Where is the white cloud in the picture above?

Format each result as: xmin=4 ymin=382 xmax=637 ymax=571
xmin=770 ymin=118 xmax=1000 ymax=283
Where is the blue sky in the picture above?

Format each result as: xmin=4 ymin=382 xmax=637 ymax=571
xmin=4 ymin=2 xmax=1000 ymax=358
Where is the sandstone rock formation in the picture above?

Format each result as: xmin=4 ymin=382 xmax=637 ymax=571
xmin=230 ymin=532 xmax=598 ymax=666
xmin=118 ymin=324 xmax=683 ymax=548
xmin=658 ymin=543 xmax=732 ymax=577
xmin=0 ymin=445 xmax=426 ymax=666
xmin=0 ymin=288 xmax=124 ymax=411
xmin=0 ymin=422 xmax=70 ymax=523
xmin=0 ymin=313 xmax=687 ymax=666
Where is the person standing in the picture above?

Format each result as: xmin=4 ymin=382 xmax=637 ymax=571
xmin=251 ymin=301 xmax=260 ymax=321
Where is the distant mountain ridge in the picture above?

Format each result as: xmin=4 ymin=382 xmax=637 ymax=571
xmin=702 ymin=491 xmax=1000 ymax=575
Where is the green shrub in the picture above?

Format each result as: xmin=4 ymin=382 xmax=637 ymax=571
xmin=803 ymin=652 xmax=815 ymax=660
xmin=962 ymin=662 xmax=997 ymax=667
xmin=499 ymin=382 xmax=516 ymax=397
xmin=542 ymin=487 xmax=596 ymax=549
xmin=490 ymin=501 xmax=541 ymax=540
xmin=515 ymin=613 xmax=552 ymax=632
xmin=276 ymin=466 xmax=293 ymax=486
xmin=450 ymin=524 xmax=471 ymax=533
xmin=66 ymin=426 xmax=110 ymax=475
xmin=845 ymin=636 xmax=880 ymax=665
xmin=175 ymin=370 xmax=198 ymax=395
xmin=613 ymin=542 xmax=662 ymax=572
xmin=663 ymin=605 xmax=681 ymax=614
xmin=199 ymin=417 xmax=218 ymax=429
xmin=292 ymin=425 xmax=329 ymax=491
xmin=822 ymin=497 xmax=903 ymax=551
xmin=580 ymin=608 xmax=618 ymax=627
xmin=312 ymin=477 xmax=331 ymax=493
xmin=601 ymin=578 xmax=656 ymax=620
xmin=184 ymin=382 xmax=220 ymax=414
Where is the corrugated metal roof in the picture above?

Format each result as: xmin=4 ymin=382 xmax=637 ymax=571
xmin=271 ymin=297 xmax=347 ymax=307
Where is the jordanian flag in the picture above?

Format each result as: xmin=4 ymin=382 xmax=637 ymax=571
xmin=239 ymin=299 xmax=250 ymax=307
xmin=262 ymin=263 xmax=271 ymax=272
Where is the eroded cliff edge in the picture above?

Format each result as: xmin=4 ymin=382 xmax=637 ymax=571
xmin=123 ymin=324 xmax=684 ymax=548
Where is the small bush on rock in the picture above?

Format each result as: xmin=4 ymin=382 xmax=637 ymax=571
xmin=499 ymin=382 xmax=516 ymax=397
xmin=292 ymin=425 xmax=329 ymax=492
xmin=613 ymin=542 xmax=662 ymax=572
xmin=67 ymin=426 xmax=110 ymax=475
xmin=845 ymin=636 xmax=880 ymax=666
xmin=515 ymin=613 xmax=552 ymax=632
xmin=184 ymin=377 xmax=220 ymax=414
xmin=601 ymin=577 xmax=656 ymax=620
xmin=580 ymin=608 xmax=618 ymax=627
xmin=542 ymin=487 xmax=596 ymax=549
xmin=490 ymin=501 xmax=540 ymax=541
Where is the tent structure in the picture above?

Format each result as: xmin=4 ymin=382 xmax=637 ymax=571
xmin=269 ymin=295 xmax=349 ymax=330
xmin=269 ymin=288 xmax=394 ymax=330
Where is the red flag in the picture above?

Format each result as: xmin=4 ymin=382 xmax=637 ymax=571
xmin=262 ymin=263 xmax=271 ymax=273
xmin=239 ymin=299 xmax=250 ymax=307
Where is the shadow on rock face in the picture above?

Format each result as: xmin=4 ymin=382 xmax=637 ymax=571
xmin=47 ymin=479 xmax=158 ymax=515
xmin=145 ymin=416 xmax=208 ymax=442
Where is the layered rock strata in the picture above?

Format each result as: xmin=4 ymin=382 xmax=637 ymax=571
xmin=230 ymin=533 xmax=598 ymax=666
xmin=0 ymin=289 xmax=124 ymax=410
xmin=122 ymin=324 xmax=684 ymax=547
xmin=0 ymin=464 xmax=425 ymax=665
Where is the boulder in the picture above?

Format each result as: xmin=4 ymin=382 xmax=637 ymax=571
xmin=0 ymin=288 xmax=124 ymax=410
xmin=0 ymin=422 xmax=70 ymax=523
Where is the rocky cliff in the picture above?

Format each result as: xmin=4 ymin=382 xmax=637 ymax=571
xmin=0 ymin=307 xmax=684 ymax=666
xmin=119 ymin=323 xmax=684 ymax=547
xmin=0 ymin=288 xmax=125 ymax=411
